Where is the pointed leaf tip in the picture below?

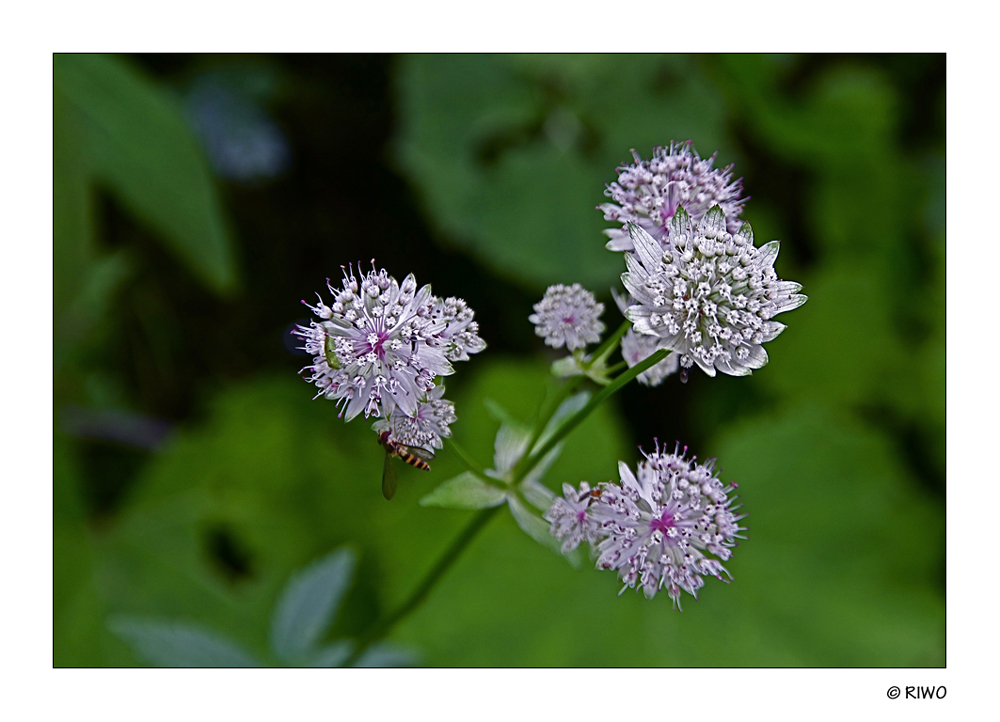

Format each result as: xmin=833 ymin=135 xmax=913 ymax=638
xmin=419 ymin=472 xmax=506 ymax=509
xmin=270 ymin=547 xmax=356 ymax=662
xmin=108 ymin=616 xmax=261 ymax=668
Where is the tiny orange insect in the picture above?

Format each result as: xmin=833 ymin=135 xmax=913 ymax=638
xmin=378 ymin=430 xmax=434 ymax=500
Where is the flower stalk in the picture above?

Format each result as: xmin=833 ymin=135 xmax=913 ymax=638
xmin=516 ymin=348 xmax=669 ymax=480
xmin=345 ymin=505 xmax=502 ymax=666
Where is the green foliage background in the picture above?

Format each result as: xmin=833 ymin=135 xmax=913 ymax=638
xmin=53 ymin=53 xmax=945 ymax=666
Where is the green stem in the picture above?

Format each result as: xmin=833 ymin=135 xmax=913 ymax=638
xmin=517 ymin=348 xmax=669 ymax=477
xmin=345 ymin=505 xmax=501 ymax=666
xmin=515 ymin=376 xmax=586 ymax=477
xmin=583 ymin=319 xmax=630 ymax=370
xmin=508 ymin=321 xmax=630 ymax=481
xmin=447 ymin=438 xmax=501 ymax=486
xmin=605 ymin=361 xmax=627 ymax=375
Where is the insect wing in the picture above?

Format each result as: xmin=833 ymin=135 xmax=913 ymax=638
xmin=404 ymin=445 xmax=435 ymax=464
xmin=381 ymin=450 xmax=397 ymax=500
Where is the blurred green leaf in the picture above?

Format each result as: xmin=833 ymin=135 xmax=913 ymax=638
xmin=755 ymin=263 xmax=906 ymax=409
xmin=520 ymin=478 xmax=555 ymax=511
xmin=54 ymin=54 xmax=239 ymax=295
xmin=108 ymin=616 xmax=261 ymax=667
xmin=54 ymin=435 xmax=106 ymax=666
xmin=420 ymin=472 xmax=506 ymax=510
xmin=57 ymin=377 xmax=388 ymax=666
xmin=309 ymin=640 xmax=354 ymax=667
xmin=270 ymin=547 xmax=356 ymax=662
xmin=394 ymin=55 xmax=726 ymax=289
xmin=506 ymin=494 xmax=564 ymax=558
xmin=53 ymin=89 xmax=132 ymax=374
xmin=53 ymin=89 xmax=95 ymax=319
xmin=483 ymin=397 xmax=528 ymax=431
xmin=534 ymin=390 xmax=590 ymax=452
xmin=353 ymin=642 xmax=418 ymax=668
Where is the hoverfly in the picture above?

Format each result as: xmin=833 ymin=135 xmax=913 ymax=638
xmin=378 ymin=430 xmax=434 ymax=500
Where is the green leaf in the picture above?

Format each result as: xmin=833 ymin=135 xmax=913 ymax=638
xmin=419 ymin=472 xmax=506 ymax=510
xmin=352 ymin=642 xmax=418 ymax=667
xmin=270 ymin=547 xmax=356 ymax=662
xmin=53 ymin=89 xmax=94 ymax=319
xmin=393 ymin=55 xmax=726 ymax=289
xmin=54 ymin=54 xmax=239 ymax=295
xmin=522 ymin=442 xmax=563 ymax=487
xmin=86 ymin=377 xmax=389 ymax=665
xmin=108 ymin=616 xmax=261 ymax=667
xmin=490 ymin=423 xmax=531 ymax=476
xmin=506 ymin=494 xmax=565 ymax=559
xmin=551 ymin=355 xmax=583 ymax=378
xmin=483 ymin=397 xmax=529 ymax=432
xmin=520 ymin=478 xmax=555 ymax=511
xmin=309 ymin=640 xmax=354 ymax=667
xmin=533 ymin=391 xmax=590 ymax=454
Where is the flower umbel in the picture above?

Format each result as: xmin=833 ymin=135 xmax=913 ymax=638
xmin=621 ymin=206 xmax=807 ymax=377
xmin=372 ymin=384 xmax=456 ymax=451
xmin=294 ymin=263 xmax=485 ymax=421
xmin=548 ymin=443 xmax=745 ymax=609
xmin=529 ymin=283 xmax=605 ymax=351
xmin=600 ymin=141 xmax=746 ymax=253
xmin=543 ymin=481 xmax=604 ymax=554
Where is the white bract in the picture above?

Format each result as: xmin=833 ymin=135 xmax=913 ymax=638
xmin=613 ymin=289 xmax=678 ymax=386
xmin=529 ymin=283 xmax=605 ymax=351
xmin=547 ymin=443 xmax=745 ymax=609
xmin=600 ymin=141 xmax=746 ymax=253
xmin=294 ymin=263 xmax=484 ymax=423
xmin=621 ymin=206 xmax=807 ymax=377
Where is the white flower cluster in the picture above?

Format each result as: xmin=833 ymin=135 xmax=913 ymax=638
xmin=294 ymin=263 xmax=484 ymax=449
xmin=371 ymin=384 xmax=456 ymax=451
xmin=599 ymin=141 xmax=746 ymax=253
xmin=545 ymin=443 xmax=744 ymax=609
xmin=529 ymin=283 xmax=605 ymax=351
xmin=621 ymin=206 xmax=807 ymax=377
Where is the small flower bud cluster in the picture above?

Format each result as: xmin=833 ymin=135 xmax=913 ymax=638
xmin=545 ymin=442 xmax=745 ymax=609
xmin=620 ymin=329 xmax=678 ymax=386
xmin=372 ymin=384 xmax=456 ymax=451
xmin=529 ymin=283 xmax=605 ymax=351
xmin=294 ymin=262 xmax=484 ymax=448
xmin=599 ymin=141 xmax=746 ymax=253
xmin=621 ymin=206 xmax=807 ymax=378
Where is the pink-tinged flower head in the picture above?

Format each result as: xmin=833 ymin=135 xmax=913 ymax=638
xmin=294 ymin=263 xmax=484 ymax=421
xmin=543 ymin=481 xmax=604 ymax=554
xmin=621 ymin=207 xmax=807 ymax=378
xmin=529 ymin=283 xmax=605 ymax=351
xmin=547 ymin=442 xmax=745 ymax=609
xmin=599 ymin=141 xmax=747 ymax=253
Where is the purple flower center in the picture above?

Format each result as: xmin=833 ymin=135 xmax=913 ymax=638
xmin=366 ymin=331 xmax=389 ymax=359
xmin=650 ymin=511 xmax=676 ymax=535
